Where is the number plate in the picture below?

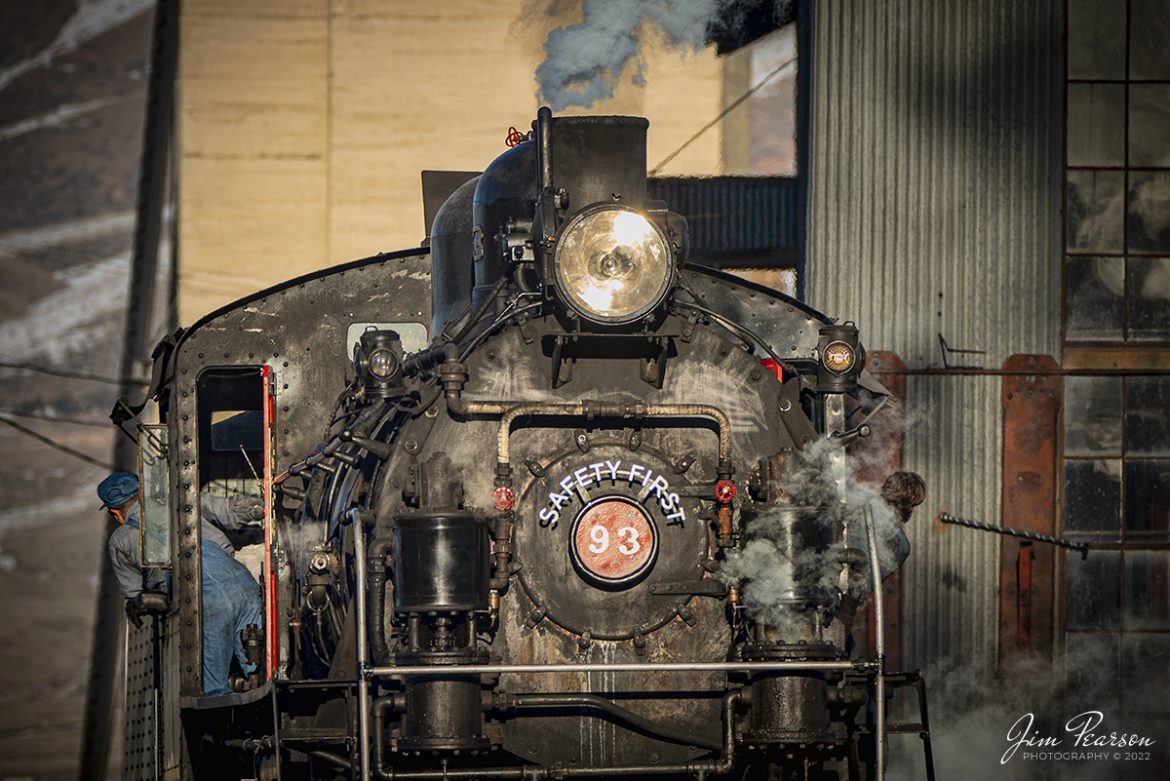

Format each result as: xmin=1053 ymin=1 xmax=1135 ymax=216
xmin=569 ymin=496 xmax=658 ymax=587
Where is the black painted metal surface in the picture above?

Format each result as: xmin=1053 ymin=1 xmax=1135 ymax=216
xmin=167 ymin=249 xmax=432 ymax=697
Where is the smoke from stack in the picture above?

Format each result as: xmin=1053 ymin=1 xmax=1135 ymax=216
xmin=529 ymin=0 xmax=791 ymax=111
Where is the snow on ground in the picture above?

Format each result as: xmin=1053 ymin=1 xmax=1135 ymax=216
xmin=0 ymin=212 xmax=136 ymax=364
xmin=0 ymin=94 xmax=132 ymax=143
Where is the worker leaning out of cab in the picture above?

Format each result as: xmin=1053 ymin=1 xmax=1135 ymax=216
xmin=97 ymin=471 xmax=265 ymax=696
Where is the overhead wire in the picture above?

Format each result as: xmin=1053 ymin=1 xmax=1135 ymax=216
xmin=0 ymin=408 xmax=110 ymax=427
xmin=0 ymin=414 xmax=114 ymax=471
xmin=649 ymin=55 xmax=796 ymax=175
xmin=0 ymin=359 xmax=132 ymax=386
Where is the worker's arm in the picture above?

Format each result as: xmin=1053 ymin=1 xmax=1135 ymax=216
xmin=838 ymin=499 xmax=911 ymax=597
xmin=108 ymin=525 xmax=144 ymax=600
xmin=888 ymin=523 xmax=912 ymax=575
xmin=200 ymin=491 xmax=263 ymax=532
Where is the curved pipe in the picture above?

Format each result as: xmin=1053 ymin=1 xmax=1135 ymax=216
xmin=495 ymin=693 xmax=720 ymax=752
xmin=444 ymin=393 xmax=732 ymax=472
xmin=371 ymin=691 xmax=740 ymax=780
xmin=311 ymin=750 xmax=352 ymax=770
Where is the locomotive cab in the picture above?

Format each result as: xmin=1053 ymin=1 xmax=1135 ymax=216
xmin=123 ymin=108 xmax=915 ymax=781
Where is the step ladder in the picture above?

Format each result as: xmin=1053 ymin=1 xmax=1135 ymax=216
xmin=849 ymin=670 xmax=937 ymax=781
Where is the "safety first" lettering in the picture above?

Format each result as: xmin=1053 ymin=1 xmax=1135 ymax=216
xmin=539 ymin=461 xmax=686 ymax=529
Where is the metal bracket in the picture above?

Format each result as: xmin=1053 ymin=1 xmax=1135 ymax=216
xmin=640 ymin=338 xmax=669 ymax=388
xmin=937 ymin=333 xmax=986 ymax=369
xmin=550 ymin=336 xmax=573 ymax=388
xmin=648 ymin=580 xmax=727 ymax=597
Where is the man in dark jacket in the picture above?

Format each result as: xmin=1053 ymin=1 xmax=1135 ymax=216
xmin=836 ymin=471 xmax=926 ymax=652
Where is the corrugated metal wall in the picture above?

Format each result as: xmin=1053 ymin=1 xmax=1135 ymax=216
xmin=649 ymin=176 xmax=800 ymax=260
xmin=806 ymin=0 xmax=1063 ymax=671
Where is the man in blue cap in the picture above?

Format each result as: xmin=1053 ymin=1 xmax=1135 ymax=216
xmin=98 ymin=471 xmax=265 ymax=696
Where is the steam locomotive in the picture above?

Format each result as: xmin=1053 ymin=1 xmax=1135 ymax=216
xmin=121 ymin=108 xmax=912 ymax=781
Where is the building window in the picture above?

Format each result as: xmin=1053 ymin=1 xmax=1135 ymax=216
xmin=1064 ymin=0 xmax=1170 ymax=343
xmin=1062 ymin=375 xmax=1170 ymax=720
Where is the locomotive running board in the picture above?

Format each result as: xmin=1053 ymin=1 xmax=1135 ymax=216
xmin=365 ymin=660 xmax=878 ymax=676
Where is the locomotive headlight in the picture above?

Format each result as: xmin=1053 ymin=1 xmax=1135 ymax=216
xmin=367 ymin=348 xmax=398 ymax=379
xmin=356 ymin=329 xmax=406 ymax=400
xmin=553 ymin=206 xmax=673 ymax=324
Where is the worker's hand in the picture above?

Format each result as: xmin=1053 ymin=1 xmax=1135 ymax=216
xmin=125 ymin=597 xmax=146 ymax=629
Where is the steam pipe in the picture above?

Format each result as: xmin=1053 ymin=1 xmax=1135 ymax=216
xmin=537 ymin=106 xmax=553 ymax=192
xmin=499 ymin=401 xmax=731 ymax=468
xmin=372 ymin=695 xmax=397 ymax=780
xmin=443 ymin=392 xmax=732 ymax=472
xmin=353 ymin=509 xmax=372 ymax=781
xmin=366 ymin=538 xmax=392 ymax=663
xmin=863 ymin=505 xmax=886 ymax=781
xmin=369 ymin=660 xmax=872 ymax=677
xmin=494 ymin=692 xmax=720 ymax=751
xmin=373 ymin=691 xmax=740 ymax=780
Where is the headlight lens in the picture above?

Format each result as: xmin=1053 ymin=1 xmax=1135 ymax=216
xmin=367 ymin=348 xmax=399 ymax=379
xmin=822 ymin=342 xmax=856 ymax=374
xmin=553 ymin=207 xmax=672 ymax=324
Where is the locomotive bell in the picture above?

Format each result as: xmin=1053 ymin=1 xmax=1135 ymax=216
xmin=355 ymin=329 xmax=405 ymax=399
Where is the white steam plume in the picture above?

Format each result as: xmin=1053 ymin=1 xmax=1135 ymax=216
xmin=720 ymin=436 xmax=910 ymax=638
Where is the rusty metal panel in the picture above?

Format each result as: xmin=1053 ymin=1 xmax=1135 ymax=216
xmin=806 ymin=0 xmax=1064 ymax=671
xmin=999 ymin=355 xmax=1061 ymax=663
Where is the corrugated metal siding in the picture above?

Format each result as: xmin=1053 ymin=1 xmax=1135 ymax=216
xmin=902 ymin=376 xmax=1002 ymax=670
xmin=806 ymin=0 xmax=1063 ymax=671
xmin=649 ymin=176 xmax=800 ymax=255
